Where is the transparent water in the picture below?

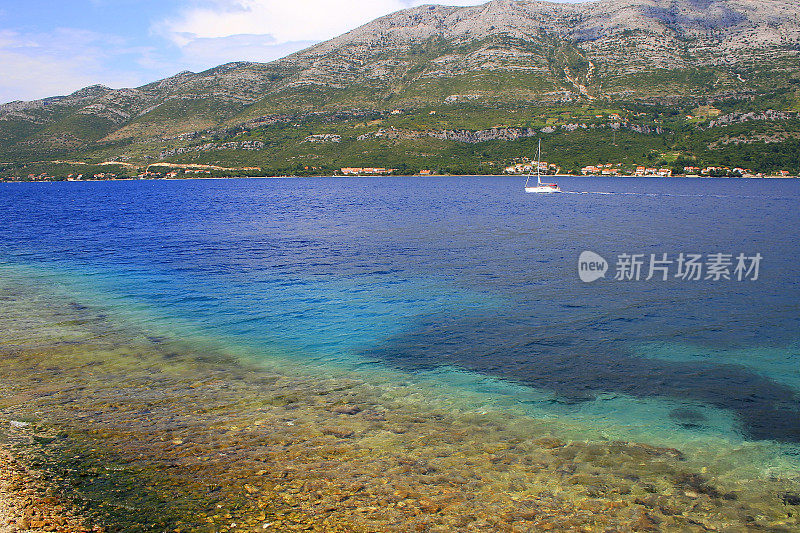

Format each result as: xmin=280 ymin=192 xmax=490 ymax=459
xmin=1 ymin=176 xmax=799 ymax=465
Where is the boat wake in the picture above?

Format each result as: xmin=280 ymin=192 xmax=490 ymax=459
xmin=561 ymin=191 xmax=788 ymax=199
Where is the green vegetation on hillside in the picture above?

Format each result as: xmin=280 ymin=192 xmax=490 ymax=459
xmin=2 ymin=1 xmax=800 ymax=178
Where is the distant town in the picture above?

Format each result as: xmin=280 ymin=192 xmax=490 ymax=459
xmin=502 ymin=160 xmax=794 ymax=179
xmin=1 ymin=164 xmax=796 ymax=182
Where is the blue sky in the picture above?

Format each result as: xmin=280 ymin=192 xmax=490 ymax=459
xmin=0 ymin=0 xmax=585 ymax=104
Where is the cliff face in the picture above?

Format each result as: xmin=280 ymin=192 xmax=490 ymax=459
xmin=1 ymin=0 xmax=799 ymax=159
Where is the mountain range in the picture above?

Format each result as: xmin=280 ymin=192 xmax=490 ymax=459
xmin=2 ymin=0 xmax=799 ymax=177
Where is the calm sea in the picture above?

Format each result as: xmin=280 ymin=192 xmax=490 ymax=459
xmin=2 ymin=176 xmax=799 ymax=459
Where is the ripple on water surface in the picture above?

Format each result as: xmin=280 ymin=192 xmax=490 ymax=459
xmin=1 ymin=177 xmax=800 ymax=530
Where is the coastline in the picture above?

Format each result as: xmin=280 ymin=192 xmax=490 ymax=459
xmin=1 ymin=174 xmax=798 ymax=183
xmin=6 ymin=344 xmax=798 ymax=532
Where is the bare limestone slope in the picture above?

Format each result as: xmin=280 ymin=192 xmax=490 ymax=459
xmin=0 ymin=0 xmax=798 ymax=160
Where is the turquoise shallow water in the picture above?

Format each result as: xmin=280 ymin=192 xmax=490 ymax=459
xmin=1 ymin=176 xmax=799 ymax=469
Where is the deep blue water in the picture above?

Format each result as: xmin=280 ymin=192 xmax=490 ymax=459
xmin=1 ymin=176 xmax=799 ymax=446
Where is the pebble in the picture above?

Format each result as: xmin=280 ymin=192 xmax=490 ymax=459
xmin=322 ymin=428 xmax=354 ymax=438
xmin=331 ymin=405 xmax=362 ymax=415
xmin=2 ymin=326 xmax=796 ymax=533
xmin=0 ymin=446 xmax=95 ymax=532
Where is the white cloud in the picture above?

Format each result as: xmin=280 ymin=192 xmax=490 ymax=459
xmin=0 ymin=50 xmax=100 ymax=102
xmin=157 ymin=0 xmax=488 ymax=67
xmin=0 ymin=29 xmax=154 ymax=103
xmin=163 ymin=0 xmax=487 ymax=44
xmin=177 ymin=34 xmax=318 ymax=71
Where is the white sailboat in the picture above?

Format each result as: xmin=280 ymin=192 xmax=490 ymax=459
xmin=525 ymin=139 xmax=561 ymax=193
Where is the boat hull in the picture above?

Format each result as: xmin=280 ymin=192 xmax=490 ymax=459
xmin=525 ymin=185 xmax=561 ymax=193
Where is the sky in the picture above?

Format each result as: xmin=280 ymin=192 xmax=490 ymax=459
xmin=0 ymin=0 xmax=584 ymax=104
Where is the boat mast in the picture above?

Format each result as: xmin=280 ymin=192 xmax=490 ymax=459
xmin=536 ymin=139 xmax=542 ymax=186
xmin=525 ymin=139 xmax=541 ymax=189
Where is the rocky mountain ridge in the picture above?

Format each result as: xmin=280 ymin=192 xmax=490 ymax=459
xmin=1 ymin=0 xmax=798 ymax=170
